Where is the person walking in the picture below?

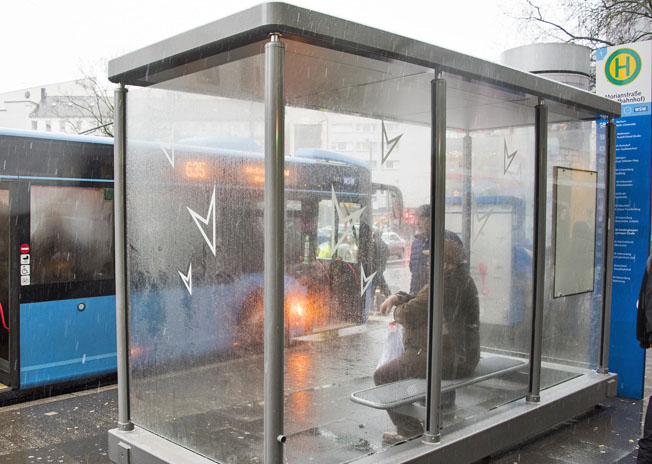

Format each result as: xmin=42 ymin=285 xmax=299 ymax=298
xmin=636 ymin=254 xmax=652 ymax=463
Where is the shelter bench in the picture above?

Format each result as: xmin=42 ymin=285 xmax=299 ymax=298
xmin=350 ymin=356 xmax=527 ymax=419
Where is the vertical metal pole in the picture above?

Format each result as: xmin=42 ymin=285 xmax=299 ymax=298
xmin=423 ymin=73 xmax=446 ymax=444
xmin=264 ymin=33 xmax=285 ymax=463
xmin=462 ymin=132 xmax=472 ymax=262
xmin=598 ymin=118 xmax=616 ymax=374
xmin=114 ymin=84 xmax=133 ymax=431
xmin=527 ymin=98 xmax=548 ymax=403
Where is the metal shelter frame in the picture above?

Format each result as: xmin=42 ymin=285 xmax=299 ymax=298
xmin=107 ymin=3 xmax=620 ymax=463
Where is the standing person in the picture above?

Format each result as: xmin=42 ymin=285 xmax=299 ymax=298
xmin=409 ymin=205 xmax=431 ymax=294
xmin=374 ymin=238 xmax=480 ymax=441
xmin=373 ymin=230 xmax=391 ymax=299
xmin=409 ymin=204 xmax=463 ymax=294
xmin=637 ymin=254 xmax=652 ymax=463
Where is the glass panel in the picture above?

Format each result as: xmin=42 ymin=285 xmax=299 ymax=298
xmin=541 ymin=118 xmax=603 ymax=389
xmin=553 ymin=167 xmax=598 ymax=297
xmin=120 ymin=32 xmax=607 ymax=462
xmin=125 ymin=47 xmax=267 ymax=463
xmin=0 ymin=190 xmax=8 ymax=361
xmin=283 ymin=41 xmax=433 ymax=461
xmin=442 ymin=73 xmax=535 ymax=429
xmin=30 ymin=186 xmax=114 ymax=285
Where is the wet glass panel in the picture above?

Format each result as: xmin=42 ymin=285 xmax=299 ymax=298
xmin=541 ymin=117 xmax=603 ymax=389
xmin=0 ymin=190 xmax=8 ymax=361
xmin=125 ymin=48 xmax=266 ymax=462
xmin=442 ymin=73 xmax=535 ymax=429
xmin=553 ymin=167 xmax=598 ymax=297
xmin=283 ymin=41 xmax=432 ymax=460
xmin=30 ymin=186 xmax=114 ymax=285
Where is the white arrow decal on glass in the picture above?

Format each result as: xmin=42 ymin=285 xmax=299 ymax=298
xmin=178 ymin=262 xmax=192 ymax=295
xmin=381 ymin=120 xmax=403 ymax=164
xmin=187 ymin=186 xmax=216 ymax=256
xmin=360 ymin=264 xmax=377 ymax=296
xmin=330 ymin=186 xmax=366 ymax=257
xmin=159 ymin=133 xmax=175 ymax=168
xmin=474 ymin=208 xmax=494 ymax=241
xmin=503 ymin=139 xmax=518 ymax=175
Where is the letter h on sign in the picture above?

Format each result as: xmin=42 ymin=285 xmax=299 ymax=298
xmin=615 ymin=56 xmax=631 ymax=79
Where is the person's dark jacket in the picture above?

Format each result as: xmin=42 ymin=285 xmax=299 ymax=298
xmin=409 ymin=230 xmax=464 ymax=294
xmin=637 ymin=255 xmax=652 ymax=349
xmin=394 ymin=263 xmax=480 ymax=379
xmin=409 ymin=234 xmax=429 ymax=294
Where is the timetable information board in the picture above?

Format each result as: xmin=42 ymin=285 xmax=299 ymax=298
xmin=596 ymin=41 xmax=652 ymax=399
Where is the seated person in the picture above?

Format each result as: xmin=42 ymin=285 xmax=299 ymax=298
xmin=409 ymin=204 xmax=464 ymax=293
xmin=374 ymin=238 xmax=480 ymax=439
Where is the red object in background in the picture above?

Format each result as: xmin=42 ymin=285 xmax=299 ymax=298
xmin=20 ymin=243 xmax=29 ymax=254
xmin=404 ymin=210 xmax=417 ymax=225
xmin=0 ymin=303 xmax=9 ymax=332
xmin=478 ymin=262 xmax=490 ymax=296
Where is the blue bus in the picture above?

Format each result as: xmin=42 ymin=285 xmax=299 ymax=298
xmin=0 ymin=128 xmax=115 ymax=389
xmin=125 ymin=140 xmax=380 ymax=368
xmin=0 ymin=129 xmax=396 ymax=388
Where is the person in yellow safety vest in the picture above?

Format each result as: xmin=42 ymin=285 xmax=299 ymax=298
xmin=318 ymin=241 xmax=331 ymax=258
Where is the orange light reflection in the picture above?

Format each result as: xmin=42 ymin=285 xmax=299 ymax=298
xmin=286 ymin=350 xmax=311 ymax=417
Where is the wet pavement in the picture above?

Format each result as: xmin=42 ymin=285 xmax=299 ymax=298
xmin=488 ymin=396 xmax=642 ymax=463
xmin=0 ymin=385 xmax=116 ymax=463
xmin=486 ymin=355 xmax=652 ymax=464
xmin=0 ymin=339 xmax=649 ymax=463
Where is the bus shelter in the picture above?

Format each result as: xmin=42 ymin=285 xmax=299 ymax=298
xmin=107 ymin=3 xmax=621 ymax=463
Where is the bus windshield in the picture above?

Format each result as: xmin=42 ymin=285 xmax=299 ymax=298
xmin=127 ymin=142 xmax=380 ymax=362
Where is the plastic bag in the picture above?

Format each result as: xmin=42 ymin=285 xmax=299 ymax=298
xmin=376 ymin=321 xmax=404 ymax=369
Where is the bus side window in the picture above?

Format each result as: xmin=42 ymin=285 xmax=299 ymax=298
xmin=30 ymin=186 xmax=114 ymax=285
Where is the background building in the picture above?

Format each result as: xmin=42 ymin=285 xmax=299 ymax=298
xmin=0 ymin=79 xmax=113 ymax=136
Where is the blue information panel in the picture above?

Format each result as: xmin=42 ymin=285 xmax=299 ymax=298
xmin=609 ymin=112 xmax=651 ymax=399
xmin=597 ymin=41 xmax=652 ymax=399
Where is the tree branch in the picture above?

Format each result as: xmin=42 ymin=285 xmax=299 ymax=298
xmin=531 ymin=14 xmax=615 ymax=45
xmin=518 ymin=0 xmax=650 ymax=48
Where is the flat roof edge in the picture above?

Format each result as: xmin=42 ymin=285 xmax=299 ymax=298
xmin=108 ymin=2 xmax=620 ymax=118
xmin=107 ymin=3 xmax=273 ymax=85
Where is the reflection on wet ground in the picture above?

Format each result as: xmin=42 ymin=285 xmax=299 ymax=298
xmin=0 ymin=322 xmax=649 ymax=463
xmin=124 ymin=317 xmax=567 ymax=462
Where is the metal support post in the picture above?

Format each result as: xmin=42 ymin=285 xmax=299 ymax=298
xmin=598 ymin=118 xmax=616 ymax=374
xmin=264 ymin=33 xmax=285 ymax=464
xmin=114 ymin=84 xmax=133 ymax=431
xmin=423 ymin=73 xmax=446 ymax=444
xmin=462 ymin=132 xmax=472 ymax=263
xmin=527 ymin=98 xmax=548 ymax=403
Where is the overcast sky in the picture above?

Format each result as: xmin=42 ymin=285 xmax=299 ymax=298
xmin=1 ymin=0 xmax=530 ymax=94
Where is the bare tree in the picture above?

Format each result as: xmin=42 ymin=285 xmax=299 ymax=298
xmin=518 ymin=0 xmax=652 ymax=49
xmin=35 ymin=61 xmax=115 ymax=137
xmin=67 ymin=68 xmax=115 ymax=137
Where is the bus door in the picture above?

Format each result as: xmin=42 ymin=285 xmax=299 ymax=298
xmin=315 ymin=196 xmax=369 ymax=325
xmin=371 ymin=183 xmax=404 ymax=233
xmin=0 ymin=185 xmax=10 ymax=377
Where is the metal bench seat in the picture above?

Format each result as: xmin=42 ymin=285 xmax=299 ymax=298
xmin=351 ymin=356 xmax=527 ymax=410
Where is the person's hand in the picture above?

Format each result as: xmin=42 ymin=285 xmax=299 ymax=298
xmin=380 ymin=294 xmax=400 ymax=316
